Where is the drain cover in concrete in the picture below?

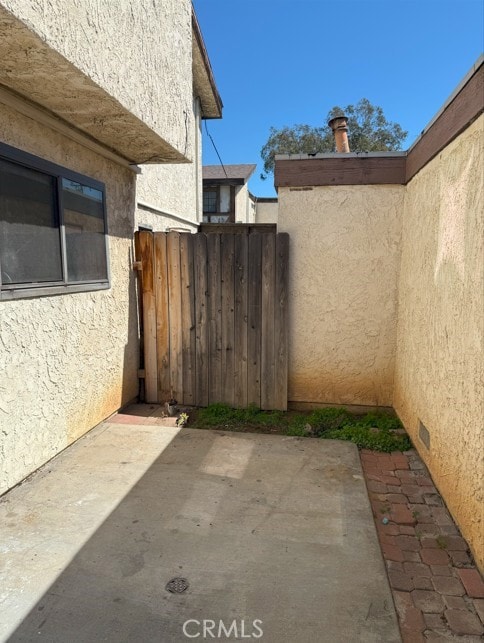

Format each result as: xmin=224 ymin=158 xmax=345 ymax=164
xmin=165 ymin=577 xmax=189 ymax=594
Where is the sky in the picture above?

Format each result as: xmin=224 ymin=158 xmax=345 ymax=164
xmin=192 ymin=0 xmax=483 ymax=198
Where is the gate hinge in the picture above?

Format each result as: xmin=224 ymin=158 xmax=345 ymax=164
xmin=132 ymin=261 xmax=142 ymax=271
xmin=137 ymin=369 xmax=146 ymax=379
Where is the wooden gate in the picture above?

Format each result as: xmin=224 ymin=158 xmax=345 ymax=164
xmin=135 ymin=230 xmax=289 ymax=410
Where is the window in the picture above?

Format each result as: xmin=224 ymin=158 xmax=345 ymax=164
xmin=0 ymin=143 xmax=109 ymax=299
xmin=202 ymin=184 xmax=235 ymax=224
xmin=203 ymin=189 xmax=217 ymax=214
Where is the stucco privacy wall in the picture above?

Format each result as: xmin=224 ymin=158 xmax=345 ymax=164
xmin=1 ymin=0 xmax=193 ymax=159
xmin=0 ymin=103 xmax=139 ymax=494
xmin=394 ymin=114 xmax=484 ymax=570
xmin=278 ymin=185 xmax=404 ymax=406
xmin=255 ymin=200 xmax=278 ymax=224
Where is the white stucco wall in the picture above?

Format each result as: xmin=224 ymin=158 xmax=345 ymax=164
xmin=0 ymin=103 xmax=139 ymax=494
xmin=278 ymin=185 xmax=404 ymax=406
xmin=235 ymin=184 xmax=255 ymax=223
xmin=394 ymin=114 xmax=484 ymax=570
xmin=1 ymin=0 xmax=193 ymax=157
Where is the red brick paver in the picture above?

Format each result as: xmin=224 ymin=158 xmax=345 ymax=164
xmin=360 ymin=448 xmax=484 ymax=641
xmin=458 ymin=568 xmax=484 ymax=598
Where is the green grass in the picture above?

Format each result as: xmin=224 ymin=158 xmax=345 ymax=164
xmin=193 ymin=403 xmax=411 ymax=452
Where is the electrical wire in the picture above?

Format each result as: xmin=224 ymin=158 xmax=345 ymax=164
xmin=204 ymin=120 xmax=228 ymax=178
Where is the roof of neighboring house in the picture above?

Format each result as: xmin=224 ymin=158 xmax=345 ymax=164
xmin=203 ymin=164 xmax=257 ymax=183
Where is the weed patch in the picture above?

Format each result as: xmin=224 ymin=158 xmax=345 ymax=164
xmin=192 ymin=404 xmax=411 ymax=452
xmin=196 ymin=403 xmax=283 ymax=429
xmin=304 ymin=407 xmax=353 ymax=436
xmin=321 ymin=423 xmax=411 ymax=452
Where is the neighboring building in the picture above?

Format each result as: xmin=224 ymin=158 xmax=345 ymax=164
xmin=202 ymin=164 xmax=279 ymax=225
xmin=0 ymin=1 xmax=221 ymax=494
xmin=202 ymin=164 xmax=256 ymax=223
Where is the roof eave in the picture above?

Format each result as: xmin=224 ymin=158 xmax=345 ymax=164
xmin=192 ymin=9 xmax=223 ymax=119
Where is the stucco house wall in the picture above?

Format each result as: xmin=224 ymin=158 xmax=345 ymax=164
xmin=136 ymin=98 xmax=203 ymax=232
xmin=394 ymin=114 xmax=484 ymax=570
xmin=0 ymin=2 xmax=221 ymax=494
xmin=0 ymin=0 xmax=193 ymax=158
xmin=0 ymin=103 xmax=139 ymax=494
xmin=278 ymin=184 xmax=404 ymax=406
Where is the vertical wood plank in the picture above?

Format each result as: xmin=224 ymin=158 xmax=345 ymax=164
xmin=180 ymin=233 xmax=196 ymax=405
xmin=167 ymin=232 xmax=183 ymax=402
xmin=138 ymin=230 xmax=158 ymax=403
xmin=274 ymin=233 xmax=289 ymax=410
xmin=134 ymin=232 xmax=145 ymax=401
xmin=194 ymin=234 xmax=209 ymax=407
xmin=154 ymin=233 xmax=171 ymax=402
xmin=261 ymin=234 xmax=276 ymax=409
xmin=234 ymin=234 xmax=248 ymax=408
xmin=207 ymin=234 xmax=222 ymax=403
xmin=221 ymin=234 xmax=235 ymax=406
xmin=247 ymin=233 xmax=262 ymax=407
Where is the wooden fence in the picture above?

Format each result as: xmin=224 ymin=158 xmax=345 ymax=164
xmin=135 ymin=230 xmax=289 ymax=410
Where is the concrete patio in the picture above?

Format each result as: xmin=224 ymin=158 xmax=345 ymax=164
xmin=0 ymin=416 xmax=400 ymax=642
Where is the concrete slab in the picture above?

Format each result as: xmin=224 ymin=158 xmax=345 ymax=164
xmin=0 ymin=423 xmax=400 ymax=642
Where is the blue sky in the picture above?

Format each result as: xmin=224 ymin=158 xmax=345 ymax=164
xmin=193 ymin=0 xmax=483 ymax=198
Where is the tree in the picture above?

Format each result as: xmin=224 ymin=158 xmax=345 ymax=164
xmin=260 ymin=98 xmax=408 ymax=176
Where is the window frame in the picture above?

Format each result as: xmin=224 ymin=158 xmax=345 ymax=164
xmin=203 ymin=187 xmax=218 ymax=214
xmin=0 ymin=142 xmax=110 ymax=300
xmin=202 ymin=184 xmax=236 ymax=224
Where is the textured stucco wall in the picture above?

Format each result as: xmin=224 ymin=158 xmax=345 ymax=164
xmin=136 ymin=99 xmax=202 ymax=231
xmin=0 ymin=103 xmax=139 ymax=494
xmin=278 ymin=185 xmax=404 ymax=406
xmin=255 ymin=201 xmax=278 ymax=224
xmin=394 ymin=115 xmax=484 ymax=570
xmin=1 ymin=0 xmax=193 ymax=158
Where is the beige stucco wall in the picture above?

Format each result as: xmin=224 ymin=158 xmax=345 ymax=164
xmin=0 ymin=103 xmax=139 ymax=494
xmin=394 ymin=114 xmax=484 ymax=570
xmin=136 ymin=99 xmax=203 ymax=231
xmin=255 ymin=200 xmax=278 ymax=224
xmin=1 ymin=0 xmax=193 ymax=158
xmin=278 ymin=185 xmax=404 ymax=406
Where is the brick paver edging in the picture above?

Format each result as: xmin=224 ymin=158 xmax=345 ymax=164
xmin=360 ymin=448 xmax=484 ymax=642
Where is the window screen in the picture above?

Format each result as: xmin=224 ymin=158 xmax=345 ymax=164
xmin=0 ymin=144 xmax=109 ymax=297
xmin=0 ymin=160 xmax=62 ymax=285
